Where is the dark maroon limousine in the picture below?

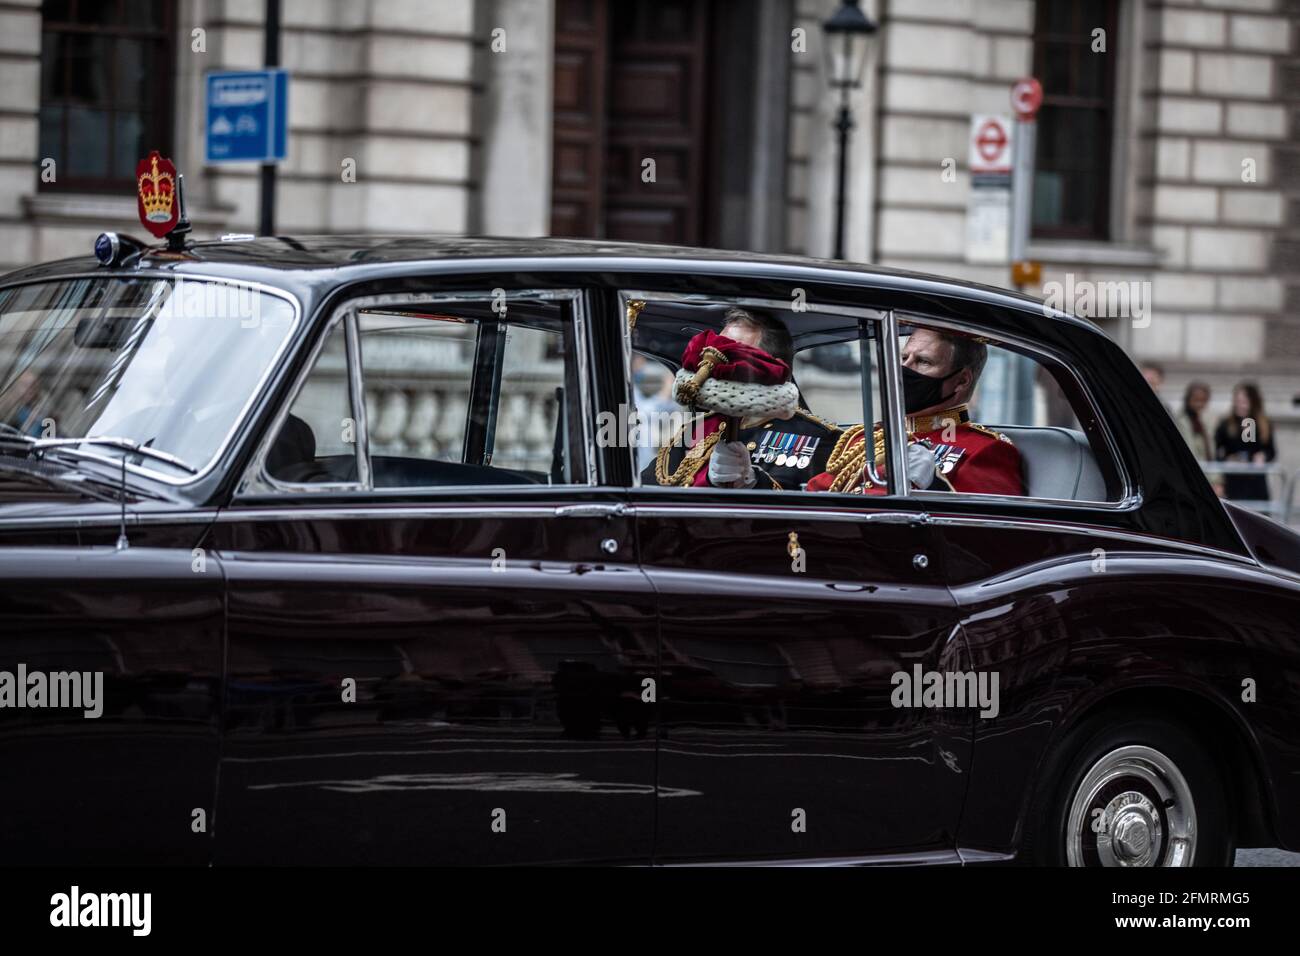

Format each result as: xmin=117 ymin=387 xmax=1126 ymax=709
xmin=0 ymin=233 xmax=1296 ymax=867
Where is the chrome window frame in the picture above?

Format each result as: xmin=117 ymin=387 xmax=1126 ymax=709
xmin=880 ymin=310 xmax=908 ymax=498
xmin=0 ymin=271 xmax=302 ymax=487
xmin=617 ymin=289 xmax=889 ymax=491
xmin=237 ymin=288 xmax=597 ymax=498
xmin=890 ymin=308 xmax=1138 ymax=513
xmin=238 ymin=307 xmax=359 ymax=496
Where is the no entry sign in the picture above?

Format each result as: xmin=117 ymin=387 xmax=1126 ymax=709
xmin=1012 ymin=76 xmax=1043 ymax=120
xmin=969 ymin=114 xmax=1012 ymax=175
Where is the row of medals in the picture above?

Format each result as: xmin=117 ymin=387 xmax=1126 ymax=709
xmin=752 ymin=437 xmax=812 ymax=470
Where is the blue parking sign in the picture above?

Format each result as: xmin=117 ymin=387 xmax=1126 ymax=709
xmin=205 ymin=69 xmax=289 ymax=164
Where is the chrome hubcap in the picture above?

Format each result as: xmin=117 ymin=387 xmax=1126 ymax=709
xmin=1101 ymin=791 xmax=1161 ymax=866
xmin=1065 ymin=745 xmax=1196 ymax=867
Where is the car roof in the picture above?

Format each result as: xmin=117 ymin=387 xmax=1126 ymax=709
xmin=0 ymin=233 xmax=1013 ymax=276
xmin=0 ymin=233 xmax=1102 ymax=332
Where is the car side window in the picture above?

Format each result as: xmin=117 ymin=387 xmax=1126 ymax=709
xmin=625 ymin=294 xmax=892 ymax=496
xmin=892 ymin=319 xmax=1122 ymax=503
xmin=267 ymin=319 xmax=355 ymax=484
xmin=259 ymin=295 xmax=589 ymax=491
xmin=360 ymin=309 xmax=578 ymax=487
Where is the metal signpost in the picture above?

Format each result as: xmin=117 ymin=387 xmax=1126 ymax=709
xmin=204 ymin=1 xmax=286 ymax=236
xmin=965 ymin=113 xmax=1014 ymax=265
xmin=1009 ymin=76 xmax=1043 ymax=289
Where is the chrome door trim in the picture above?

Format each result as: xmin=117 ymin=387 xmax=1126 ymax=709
xmin=628 ymin=502 xmax=932 ymax=526
xmin=0 ymin=509 xmax=221 ymax=530
xmin=343 ymin=307 xmax=372 ymax=489
xmin=572 ymin=289 xmax=599 ymax=485
xmin=881 ymin=309 xmax=908 ymax=497
xmin=213 ymin=504 xmax=562 ymax=523
xmin=956 ymin=848 xmax=1018 ymax=865
xmin=661 ymin=849 xmax=962 ymax=867
xmin=914 ymin=489 xmax=1144 ymax=514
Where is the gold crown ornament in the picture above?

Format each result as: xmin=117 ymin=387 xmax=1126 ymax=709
xmin=135 ymin=150 xmax=179 ymax=238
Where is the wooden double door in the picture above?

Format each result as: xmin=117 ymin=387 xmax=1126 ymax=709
xmin=551 ymin=0 xmax=770 ymax=246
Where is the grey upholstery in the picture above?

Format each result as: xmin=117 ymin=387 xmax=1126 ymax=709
xmin=990 ymin=425 xmax=1106 ymax=501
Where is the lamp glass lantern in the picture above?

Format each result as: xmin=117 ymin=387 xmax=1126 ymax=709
xmin=822 ymin=0 xmax=878 ymax=261
xmin=822 ymin=0 xmax=876 ymax=91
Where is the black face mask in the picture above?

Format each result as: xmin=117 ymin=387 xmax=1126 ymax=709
xmin=902 ymin=364 xmax=963 ymax=415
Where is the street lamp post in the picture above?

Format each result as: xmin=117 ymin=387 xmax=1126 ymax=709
xmin=259 ymin=0 xmax=281 ymax=237
xmin=822 ymin=0 xmax=877 ymax=261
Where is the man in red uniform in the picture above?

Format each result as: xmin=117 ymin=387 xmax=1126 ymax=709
xmin=806 ymin=328 xmax=1024 ymax=495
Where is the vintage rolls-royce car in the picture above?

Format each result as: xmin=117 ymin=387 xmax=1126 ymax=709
xmin=0 ymin=234 xmax=1296 ymax=867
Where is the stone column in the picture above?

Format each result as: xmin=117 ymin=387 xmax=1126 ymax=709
xmin=474 ymin=0 xmax=555 ymax=236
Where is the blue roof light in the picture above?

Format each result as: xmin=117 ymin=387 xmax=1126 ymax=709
xmin=94 ymin=233 xmax=119 ymax=266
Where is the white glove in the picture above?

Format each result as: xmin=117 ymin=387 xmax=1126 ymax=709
xmin=709 ymin=440 xmax=757 ymax=488
xmin=907 ymin=442 xmax=937 ymax=489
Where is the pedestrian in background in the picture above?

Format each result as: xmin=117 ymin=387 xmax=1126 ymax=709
xmin=1140 ymin=361 xmax=1165 ymax=393
xmin=1177 ymin=381 xmax=1223 ymax=496
xmin=1176 ymin=381 xmax=1213 ymax=461
xmin=1215 ymin=382 xmax=1276 ymax=503
xmin=1140 ymin=361 xmax=1172 ymax=415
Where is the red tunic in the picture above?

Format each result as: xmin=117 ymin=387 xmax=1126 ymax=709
xmin=805 ymin=420 xmax=1024 ymax=496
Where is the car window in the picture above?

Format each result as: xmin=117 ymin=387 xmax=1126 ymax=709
xmin=0 ymin=277 xmax=296 ymax=481
xmin=267 ymin=319 xmax=355 ymax=484
xmin=260 ymin=295 xmax=588 ymax=491
xmin=892 ymin=318 xmax=1121 ymax=502
xmin=625 ymin=294 xmax=892 ymax=496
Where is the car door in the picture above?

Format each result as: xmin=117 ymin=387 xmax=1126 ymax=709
xmin=623 ymin=292 xmax=970 ymax=864
xmin=883 ymin=313 xmax=1250 ymax=859
xmin=0 ymin=519 xmax=224 ymax=865
xmin=210 ymin=288 xmax=658 ymax=865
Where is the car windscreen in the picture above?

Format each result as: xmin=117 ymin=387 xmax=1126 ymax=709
xmin=0 ymin=276 xmax=296 ymax=480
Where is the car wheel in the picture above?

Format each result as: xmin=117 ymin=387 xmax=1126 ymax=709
xmin=1028 ymin=716 xmax=1233 ymax=867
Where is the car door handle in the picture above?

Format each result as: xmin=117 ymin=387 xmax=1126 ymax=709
xmin=862 ymin=511 xmax=931 ymax=527
xmin=553 ymin=504 xmax=627 ymax=519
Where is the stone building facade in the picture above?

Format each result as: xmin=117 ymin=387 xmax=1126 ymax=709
xmin=0 ymin=0 xmax=1296 ymax=506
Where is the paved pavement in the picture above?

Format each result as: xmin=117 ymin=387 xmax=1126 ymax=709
xmin=1235 ymin=848 xmax=1300 ymax=866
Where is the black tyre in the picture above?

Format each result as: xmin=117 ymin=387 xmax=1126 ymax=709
xmin=1025 ymin=715 xmax=1234 ymax=867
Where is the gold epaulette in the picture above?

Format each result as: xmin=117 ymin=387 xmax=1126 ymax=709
xmin=793 ymin=408 xmax=843 ymax=433
xmin=653 ymin=419 xmax=727 ymax=486
xmin=968 ymin=422 xmax=1014 ymax=445
xmin=822 ymin=423 xmax=888 ymax=493
xmin=824 ymin=423 xmax=865 ymax=473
